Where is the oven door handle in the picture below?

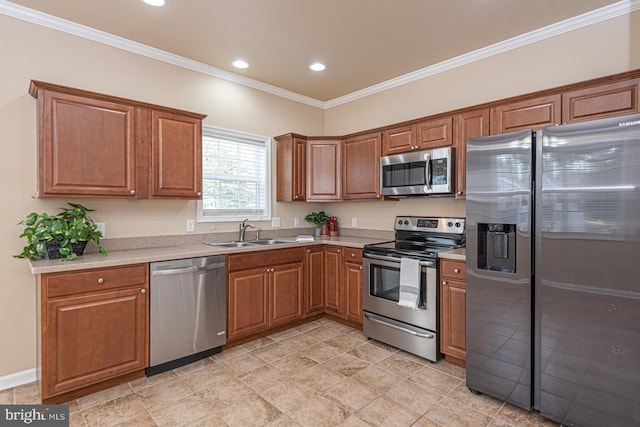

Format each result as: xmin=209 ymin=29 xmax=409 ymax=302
xmin=364 ymin=313 xmax=434 ymax=339
xmin=363 ymin=253 xmax=435 ymax=268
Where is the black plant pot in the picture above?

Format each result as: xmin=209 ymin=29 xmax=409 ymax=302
xmin=43 ymin=241 xmax=87 ymax=260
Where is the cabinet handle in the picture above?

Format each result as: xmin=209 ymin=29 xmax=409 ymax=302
xmin=453 ymin=268 xmax=460 ymax=273
xmin=442 ymin=281 xmax=447 ymax=286
xmin=130 ymin=190 xmax=136 ymax=196
xmin=97 ymin=277 xmax=104 ymax=284
xmin=141 ymin=289 xmax=146 ymax=294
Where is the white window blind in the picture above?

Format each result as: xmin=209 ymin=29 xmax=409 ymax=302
xmin=198 ymin=126 xmax=271 ymax=222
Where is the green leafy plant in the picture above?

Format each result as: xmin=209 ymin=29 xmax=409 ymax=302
xmin=304 ymin=211 xmax=330 ymax=227
xmin=15 ymin=203 xmax=107 ymax=261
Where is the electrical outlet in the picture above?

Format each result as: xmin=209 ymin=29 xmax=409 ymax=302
xmin=96 ymin=222 xmax=106 ymax=236
xmin=272 ymin=217 xmax=281 ymax=228
xmin=294 ymin=217 xmax=300 ymax=227
xmin=186 ymin=219 xmax=195 ymax=232
xmin=351 ymin=217 xmax=357 ymax=228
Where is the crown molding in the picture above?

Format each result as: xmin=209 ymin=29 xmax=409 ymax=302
xmin=1 ymin=0 xmax=638 ymax=110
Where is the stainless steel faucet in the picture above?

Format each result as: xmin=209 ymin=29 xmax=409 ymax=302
xmin=239 ymin=219 xmax=255 ymax=241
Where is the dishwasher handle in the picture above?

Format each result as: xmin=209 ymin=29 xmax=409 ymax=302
xmin=151 ymin=263 xmax=225 ymax=276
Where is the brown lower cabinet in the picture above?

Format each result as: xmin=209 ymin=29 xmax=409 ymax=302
xmin=439 ymin=259 xmax=466 ymax=366
xmin=38 ymin=264 xmax=149 ymax=403
xmin=342 ymin=248 xmax=363 ymax=324
xmin=227 ymin=248 xmax=304 ymax=341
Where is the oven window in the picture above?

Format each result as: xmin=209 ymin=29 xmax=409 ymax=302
xmin=369 ymin=263 xmax=427 ymax=308
xmin=382 ymin=161 xmax=427 ymax=187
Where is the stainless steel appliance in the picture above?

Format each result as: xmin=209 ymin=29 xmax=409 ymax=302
xmin=380 ymin=147 xmax=455 ymax=197
xmin=147 ymin=255 xmax=226 ymax=376
xmin=466 ymin=113 xmax=640 ymax=426
xmin=363 ymin=216 xmax=465 ymax=361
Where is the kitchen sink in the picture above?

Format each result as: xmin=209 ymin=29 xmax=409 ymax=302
xmin=204 ymin=239 xmax=294 ymax=248
xmin=251 ymin=239 xmax=294 ymax=245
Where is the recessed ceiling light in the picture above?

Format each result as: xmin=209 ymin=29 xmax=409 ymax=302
xmin=232 ymin=59 xmax=249 ymax=69
xmin=142 ymin=0 xmax=166 ymax=6
xmin=309 ymin=62 xmax=326 ymax=72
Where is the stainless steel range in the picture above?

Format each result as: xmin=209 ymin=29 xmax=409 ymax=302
xmin=362 ymin=216 xmax=465 ymax=362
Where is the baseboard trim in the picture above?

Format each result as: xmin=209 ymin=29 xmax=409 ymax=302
xmin=0 ymin=368 xmax=37 ymax=391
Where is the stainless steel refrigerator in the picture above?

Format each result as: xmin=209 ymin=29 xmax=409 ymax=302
xmin=465 ymin=113 xmax=640 ymax=426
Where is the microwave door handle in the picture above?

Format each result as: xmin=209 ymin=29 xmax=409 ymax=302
xmin=424 ymin=153 xmax=432 ymax=191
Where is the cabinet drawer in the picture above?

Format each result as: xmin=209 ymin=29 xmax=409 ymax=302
xmin=343 ymin=248 xmax=363 ymax=263
xmin=441 ymin=260 xmax=466 ymax=280
xmin=43 ymin=264 xmax=148 ymax=298
xmin=227 ymin=247 xmax=304 ymax=272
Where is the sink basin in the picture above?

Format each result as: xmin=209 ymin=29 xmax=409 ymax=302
xmin=251 ymin=239 xmax=294 ymax=245
xmin=204 ymin=241 xmax=258 ymax=248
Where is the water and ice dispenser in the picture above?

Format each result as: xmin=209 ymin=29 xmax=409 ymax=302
xmin=477 ymin=223 xmax=516 ymax=273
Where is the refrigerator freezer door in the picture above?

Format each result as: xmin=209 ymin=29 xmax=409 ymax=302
xmin=466 ymin=130 xmax=533 ymax=410
xmin=536 ymin=114 xmax=640 ymax=426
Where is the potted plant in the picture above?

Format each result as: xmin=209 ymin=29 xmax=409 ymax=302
xmin=15 ymin=203 xmax=107 ymax=261
xmin=304 ymin=211 xmax=330 ymax=236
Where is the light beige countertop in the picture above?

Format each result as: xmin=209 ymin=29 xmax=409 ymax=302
xmin=28 ymin=235 xmax=387 ymax=275
xmin=439 ymin=248 xmax=466 ymax=261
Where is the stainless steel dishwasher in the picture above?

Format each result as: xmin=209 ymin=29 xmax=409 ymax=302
xmin=146 ymin=255 xmax=226 ymax=376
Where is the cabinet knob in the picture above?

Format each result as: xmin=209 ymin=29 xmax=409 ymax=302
xmin=130 ymin=190 xmax=136 ymax=196
xmin=97 ymin=277 xmax=104 ymax=284
xmin=442 ymin=281 xmax=447 ymax=286
xmin=359 ymin=266 xmax=363 ymax=270
xmin=453 ymin=268 xmax=460 ymax=273
xmin=197 ymin=192 xmax=202 ymax=197
xmin=294 ymin=195 xmax=299 ymax=199
xmin=141 ymin=288 xmax=146 ymax=294
xmin=307 ymin=249 xmax=311 ymax=253
xmin=337 ymin=249 xmax=341 ymax=253
xmin=351 ymin=253 xmax=356 ymax=258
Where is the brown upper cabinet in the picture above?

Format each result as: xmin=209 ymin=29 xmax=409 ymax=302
xmin=562 ymin=78 xmax=640 ymax=124
xmin=342 ymin=132 xmax=381 ymax=200
xmin=453 ymin=109 xmax=490 ymax=199
xmin=382 ymin=124 xmax=415 ymax=156
xmin=490 ymin=94 xmax=561 ymax=134
xmin=30 ymin=81 xmax=206 ymax=199
xmin=306 ymin=138 xmax=342 ymax=201
xmin=415 ymin=116 xmax=453 ymax=149
xmin=275 ymin=133 xmax=306 ymax=202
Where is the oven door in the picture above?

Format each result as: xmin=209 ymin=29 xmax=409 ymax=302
xmin=362 ymin=254 xmax=437 ymax=331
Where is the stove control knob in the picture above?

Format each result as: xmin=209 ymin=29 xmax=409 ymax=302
xmin=447 ymin=222 xmax=453 ymax=227
xmin=398 ymin=220 xmax=403 ymax=225
xmin=403 ymin=220 xmax=409 ymax=225
xmin=455 ymin=222 xmax=461 ymax=228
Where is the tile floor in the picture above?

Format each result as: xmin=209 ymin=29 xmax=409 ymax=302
xmin=1 ymin=318 xmax=559 ymax=426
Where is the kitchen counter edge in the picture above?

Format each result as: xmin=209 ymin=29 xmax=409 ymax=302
xmin=439 ymin=248 xmax=466 ymax=261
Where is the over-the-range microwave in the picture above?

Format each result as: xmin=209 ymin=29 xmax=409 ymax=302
xmin=380 ymin=147 xmax=454 ymax=197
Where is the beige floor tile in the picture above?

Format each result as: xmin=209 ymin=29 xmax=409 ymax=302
xmin=135 ymin=377 xmax=194 ymax=410
xmin=303 ymin=325 xmax=344 ymax=341
xmin=351 ymin=365 xmax=403 ymax=395
xmin=261 ymin=379 xmax=322 ymax=413
xmin=424 ymin=396 xmax=491 ymax=427
xmin=322 ymin=353 xmax=371 ymax=377
xmin=0 ymin=388 xmax=13 ymax=404
xmin=430 ymin=359 xmax=467 ymax=380
xmin=295 ymin=342 xmax=344 ymax=364
xmin=197 ymin=377 xmax=255 ymax=412
xmin=252 ymin=341 xmax=293 ymax=363
xmin=243 ymin=336 xmax=277 ymax=350
xmin=12 ymin=381 xmax=41 ymax=404
xmin=494 ymin=403 xmax=559 ymax=427
xmin=447 ymin=383 xmax=503 ymax=418
xmin=323 ymin=333 xmax=367 ymax=353
xmin=375 ymin=353 xmax=424 ymax=378
xmin=384 ymin=379 xmax=443 ymax=415
xmin=278 ymin=333 xmax=320 ymax=352
xmin=216 ymin=351 xmax=266 ymax=375
xmin=81 ymin=394 xmax=149 ymax=426
xmin=68 ymin=411 xmax=86 ymax=427
xmin=65 ymin=398 xmax=81 ymax=414
xmin=348 ymin=342 xmax=395 ymax=364
xmin=151 ymin=394 xmax=219 ymax=427
xmin=340 ymin=415 xmax=371 ymax=426
xmin=325 ymin=321 xmax=354 ymax=333
xmin=356 ymin=395 xmax=421 ymax=426
xmin=368 ymin=339 xmax=400 ymax=353
xmin=211 ymin=343 xmax=249 ymax=362
xmin=237 ymin=364 xmax=289 ymax=393
xmin=293 ymin=364 xmax=347 ymax=393
xmin=268 ymin=327 xmax=302 ymax=341
xmin=291 ymin=321 xmax=323 ymax=333
xmin=270 ymin=352 xmax=319 ymax=374
xmin=76 ymin=382 xmax=133 ymax=410
xmin=215 ymin=393 xmax=282 ymax=427
xmin=323 ymin=377 xmax=377 ymax=412
xmin=287 ymin=394 xmax=350 ymax=427
xmin=396 ymin=350 xmax=430 ymax=366
xmin=412 ymin=415 xmax=442 ymax=426
xmin=264 ymin=413 xmax=301 ymax=426
xmin=409 ymin=365 xmax=463 ymax=395
xmin=172 ymin=356 xmax=216 ymax=376
xmin=181 ymin=361 xmax=233 ymax=392
xmin=129 ymin=369 xmax=178 ymax=392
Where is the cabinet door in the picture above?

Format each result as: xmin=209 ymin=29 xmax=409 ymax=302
xmin=307 ymin=139 xmax=342 ymax=201
xmin=270 ymin=262 xmax=304 ymax=326
xmin=491 ymin=95 xmax=561 ymax=134
xmin=382 ymin=125 xmax=415 ymax=156
xmin=440 ymin=278 xmax=466 ymax=362
xmin=43 ymin=287 xmax=148 ymax=398
xmin=324 ymin=247 xmax=343 ymax=314
xmin=38 ymin=90 xmax=137 ymax=198
xmin=151 ymin=110 xmax=202 ymax=199
xmin=343 ymin=248 xmax=363 ymax=325
xmin=342 ymin=133 xmax=381 ymax=200
xmin=305 ymin=247 xmax=324 ymax=316
xmin=276 ymin=134 xmax=306 ymax=201
xmin=454 ymin=109 xmax=490 ymax=198
xmin=562 ymin=79 xmax=640 ymax=123
xmin=227 ymin=268 xmax=269 ymax=340
xmin=416 ymin=116 xmax=453 ymax=149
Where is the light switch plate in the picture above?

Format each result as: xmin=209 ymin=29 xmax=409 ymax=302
xmin=186 ymin=219 xmax=195 ymax=232
xmin=272 ymin=217 xmax=281 ymax=227
xmin=96 ymin=222 xmax=106 ymax=236
xmin=351 ymin=217 xmax=357 ymax=228
xmin=294 ymin=217 xmax=300 ymax=227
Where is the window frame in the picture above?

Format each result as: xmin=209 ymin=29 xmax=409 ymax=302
xmin=197 ymin=125 xmax=272 ymax=223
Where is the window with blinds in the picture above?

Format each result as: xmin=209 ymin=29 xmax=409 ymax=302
xmin=198 ymin=126 xmax=271 ymax=222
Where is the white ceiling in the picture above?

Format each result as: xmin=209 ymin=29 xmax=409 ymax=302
xmin=3 ymin=0 xmax=629 ymax=105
